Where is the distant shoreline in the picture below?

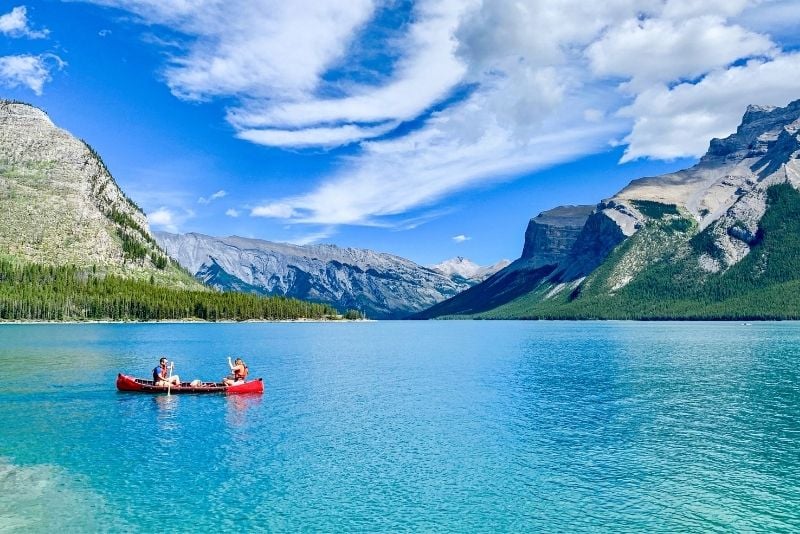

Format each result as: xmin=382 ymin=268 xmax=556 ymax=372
xmin=0 ymin=318 xmax=790 ymax=324
xmin=0 ymin=318 xmax=376 ymax=325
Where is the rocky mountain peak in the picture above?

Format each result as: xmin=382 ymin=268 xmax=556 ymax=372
xmin=702 ymin=98 xmax=800 ymax=164
xmin=0 ymin=100 xmax=192 ymax=286
xmin=430 ymin=256 xmax=509 ymax=282
xmin=584 ymin=99 xmax=800 ymax=279
xmin=742 ymin=103 xmax=778 ymax=121
xmin=419 ymin=98 xmax=800 ymax=319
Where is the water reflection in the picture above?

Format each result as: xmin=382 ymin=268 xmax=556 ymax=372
xmin=226 ymin=394 xmax=262 ymax=427
xmin=153 ymin=394 xmax=181 ymax=435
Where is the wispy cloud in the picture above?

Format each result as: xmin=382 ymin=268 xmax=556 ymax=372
xmin=225 ymin=208 xmax=240 ymax=218
xmin=147 ymin=207 xmax=194 ymax=233
xmin=80 ymin=0 xmax=800 ymax=228
xmin=452 ymin=234 xmax=470 ymax=243
xmin=0 ymin=6 xmax=48 ymax=39
xmin=86 ymin=0 xmax=375 ymax=96
xmin=227 ymin=0 xmax=469 ymax=147
xmin=249 ymin=89 xmax=622 ymax=225
xmin=0 ymin=54 xmax=64 ymax=95
xmin=197 ymin=189 xmax=227 ymax=204
xmin=236 ymin=122 xmax=399 ymax=148
xmin=82 ymin=0 xmax=467 ymax=148
xmin=251 ymin=202 xmax=298 ymax=219
xmin=287 ymin=226 xmax=336 ymax=246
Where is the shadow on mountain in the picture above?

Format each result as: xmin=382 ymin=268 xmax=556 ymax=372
xmin=412 ymin=261 xmax=556 ymax=319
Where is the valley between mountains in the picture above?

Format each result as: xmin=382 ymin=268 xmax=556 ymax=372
xmin=3 ymin=98 xmax=800 ymax=320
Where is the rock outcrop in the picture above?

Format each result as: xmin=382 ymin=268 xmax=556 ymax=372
xmin=521 ymin=205 xmax=594 ymax=267
xmin=155 ymin=231 xmax=477 ymax=319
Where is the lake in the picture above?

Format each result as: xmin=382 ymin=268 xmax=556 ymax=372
xmin=1 ymin=321 xmax=799 ymax=531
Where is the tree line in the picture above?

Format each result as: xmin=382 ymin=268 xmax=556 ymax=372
xmin=0 ymin=260 xmax=339 ymax=321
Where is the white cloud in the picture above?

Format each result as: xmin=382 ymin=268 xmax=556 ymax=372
xmin=250 ymin=88 xmax=623 ymax=225
xmin=147 ymin=206 xmax=194 ymax=232
xmin=225 ymin=208 xmax=240 ymax=218
xmin=251 ymin=202 xmax=299 ymax=219
xmin=587 ymin=15 xmax=775 ymax=90
xmin=236 ymin=122 xmax=399 ymax=148
xmin=738 ymin=0 xmax=800 ymax=42
xmin=0 ymin=54 xmax=64 ymax=95
xmin=197 ymin=189 xmax=226 ymax=204
xmin=86 ymin=0 xmax=376 ymax=99
xmin=452 ymin=234 xmax=470 ymax=243
xmin=659 ymin=0 xmax=752 ymax=20
xmin=147 ymin=207 xmax=174 ymax=228
xmin=250 ymin=0 xmax=631 ymax=225
xmin=0 ymin=6 xmax=48 ymax=39
xmin=226 ymin=0 xmax=470 ymax=146
xmin=619 ymin=52 xmax=800 ymax=161
xmin=84 ymin=0 xmax=471 ymax=147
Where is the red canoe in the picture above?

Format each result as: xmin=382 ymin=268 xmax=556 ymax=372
xmin=116 ymin=373 xmax=264 ymax=394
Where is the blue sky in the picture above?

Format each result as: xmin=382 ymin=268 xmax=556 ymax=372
xmin=2 ymin=1 xmax=799 ymax=265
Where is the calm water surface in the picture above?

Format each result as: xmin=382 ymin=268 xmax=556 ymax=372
xmin=0 ymin=321 xmax=799 ymax=531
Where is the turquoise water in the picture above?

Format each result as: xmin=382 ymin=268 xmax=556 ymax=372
xmin=1 ymin=321 xmax=799 ymax=531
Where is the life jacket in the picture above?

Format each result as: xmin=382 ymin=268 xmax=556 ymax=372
xmin=154 ymin=365 xmax=166 ymax=381
xmin=234 ymin=363 xmax=248 ymax=381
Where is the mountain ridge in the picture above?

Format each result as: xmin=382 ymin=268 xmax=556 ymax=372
xmin=418 ymin=98 xmax=800 ymax=319
xmin=155 ymin=231 xmax=496 ymax=319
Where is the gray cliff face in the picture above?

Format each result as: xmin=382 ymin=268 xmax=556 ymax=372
xmin=155 ymin=231 xmax=473 ymax=319
xmin=614 ymin=99 xmax=800 ymax=274
xmin=702 ymin=101 xmax=800 ymax=163
xmin=521 ymin=205 xmax=594 ymax=268
xmin=557 ymin=98 xmax=800 ymax=281
xmin=554 ymin=203 xmax=632 ymax=282
xmin=0 ymin=101 xmax=190 ymax=285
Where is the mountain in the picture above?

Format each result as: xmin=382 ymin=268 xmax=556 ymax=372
xmin=0 ymin=100 xmax=336 ymax=321
xmin=0 ymin=99 xmax=193 ymax=287
xmin=155 ymin=231 xmax=476 ymax=319
xmin=429 ymin=256 xmax=510 ymax=284
xmin=418 ymin=99 xmax=800 ymax=319
xmin=416 ymin=205 xmax=593 ymax=317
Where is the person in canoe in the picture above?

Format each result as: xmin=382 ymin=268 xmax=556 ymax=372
xmin=223 ymin=357 xmax=248 ymax=386
xmin=153 ymin=357 xmax=180 ymax=387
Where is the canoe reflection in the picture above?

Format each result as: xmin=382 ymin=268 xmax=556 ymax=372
xmin=226 ymin=393 xmax=262 ymax=426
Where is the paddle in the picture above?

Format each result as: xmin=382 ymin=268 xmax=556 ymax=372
xmin=167 ymin=361 xmax=175 ymax=397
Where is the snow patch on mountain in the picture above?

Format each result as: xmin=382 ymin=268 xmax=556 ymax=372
xmin=430 ymin=256 xmax=510 ymax=283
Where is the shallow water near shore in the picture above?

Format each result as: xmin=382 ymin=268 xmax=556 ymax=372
xmin=1 ymin=321 xmax=799 ymax=531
